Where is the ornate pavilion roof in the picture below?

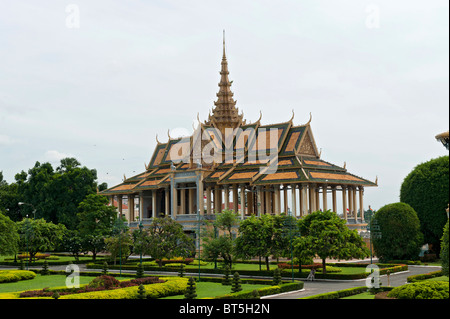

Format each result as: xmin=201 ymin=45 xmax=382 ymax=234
xmin=101 ymin=36 xmax=377 ymax=196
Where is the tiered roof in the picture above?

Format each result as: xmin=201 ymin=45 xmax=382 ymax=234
xmin=101 ymin=35 xmax=376 ymax=196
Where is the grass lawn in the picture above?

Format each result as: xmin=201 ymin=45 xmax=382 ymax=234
xmin=161 ymin=281 xmax=269 ymax=299
xmin=0 ymin=274 xmax=130 ymax=294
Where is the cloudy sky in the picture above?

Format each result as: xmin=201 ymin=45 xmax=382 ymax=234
xmin=0 ymin=0 xmax=448 ymax=210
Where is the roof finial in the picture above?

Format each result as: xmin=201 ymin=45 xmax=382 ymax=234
xmin=223 ymin=29 xmax=226 ymax=58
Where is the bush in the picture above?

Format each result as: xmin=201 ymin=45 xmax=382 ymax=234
xmin=214 ymin=282 xmax=303 ymax=299
xmin=387 ymin=281 xmax=449 ymax=299
xmin=372 ymin=202 xmax=423 ymax=261
xmin=407 ymin=270 xmax=443 ymax=283
xmin=400 ymin=156 xmax=449 ymax=254
xmin=60 ymin=277 xmax=188 ymax=299
xmin=0 ymin=270 xmax=36 ymax=283
xmin=88 ymin=275 xmax=121 ymax=289
xmin=301 ymin=286 xmax=370 ymax=299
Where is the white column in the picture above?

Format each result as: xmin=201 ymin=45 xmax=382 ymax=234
xmin=240 ymin=184 xmax=246 ymax=218
xmin=322 ymin=185 xmax=328 ymax=211
xmin=206 ymin=186 xmax=212 ymax=214
xmin=342 ymin=186 xmax=347 ymax=220
xmin=152 ymin=190 xmax=157 ymax=218
xmin=224 ymin=185 xmax=229 ymax=210
xmin=139 ymin=192 xmax=144 ymax=220
xmin=165 ymin=188 xmax=170 ymax=216
xmin=359 ymin=186 xmax=364 ymax=222
xmin=298 ymin=185 xmax=304 ymax=217
xmin=291 ymin=184 xmax=297 ymax=216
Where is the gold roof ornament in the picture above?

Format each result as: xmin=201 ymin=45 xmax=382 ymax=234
xmin=204 ymin=30 xmax=245 ymax=134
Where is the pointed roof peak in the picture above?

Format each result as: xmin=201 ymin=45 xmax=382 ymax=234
xmin=205 ymin=31 xmax=245 ymax=131
xmin=223 ymin=29 xmax=226 ymax=58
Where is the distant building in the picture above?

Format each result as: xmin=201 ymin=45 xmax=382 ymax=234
xmin=101 ymin=36 xmax=377 ymax=231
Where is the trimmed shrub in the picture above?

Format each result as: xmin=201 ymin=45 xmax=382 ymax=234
xmin=184 ymin=277 xmax=197 ymax=299
xmin=400 ymin=156 xmax=449 ymax=254
xmin=407 ymin=270 xmax=443 ymax=283
xmin=214 ymin=282 xmax=303 ymax=299
xmin=0 ymin=270 xmax=36 ymax=283
xmin=231 ymin=272 xmax=242 ymax=293
xmin=301 ymin=286 xmax=370 ymax=299
xmin=60 ymin=277 xmax=188 ymax=299
xmin=88 ymin=275 xmax=121 ymax=289
xmin=388 ymin=281 xmax=449 ymax=299
xmin=372 ymin=202 xmax=423 ymax=261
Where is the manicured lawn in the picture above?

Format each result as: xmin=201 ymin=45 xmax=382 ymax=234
xmin=161 ymin=281 xmax=269 ymax=299
xmin=341 ymin=291 xmax=375 ymax=299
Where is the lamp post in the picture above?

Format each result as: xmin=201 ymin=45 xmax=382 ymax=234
xmin=19 ymin=202 xmax=35 ymax=270
xmin=18 ymin=202 xmax=36 ymax=219
xmin=139 ymin=221 xmax=143 ymax=265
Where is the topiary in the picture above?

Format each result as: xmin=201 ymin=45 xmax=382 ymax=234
xmin=372 ymin=202 xmax=423 ymax=262
xmin=400 ymin=156 xmax=449 ymax=254
xmin=184 ymin=277 xmax=197 ymax=299
xmin=231 ymin=272 xmax=242 ymax=293
xmin=222 ymin=265 xmax=232 ymax=285
xmin=272 ymin=268 xmax=282 ymax=285
xmin=137 ymin=284 xmax=146 ymax=299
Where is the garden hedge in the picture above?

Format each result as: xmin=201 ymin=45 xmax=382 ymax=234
xmin=213 ymin=282 xmax=303 ymax=299
xmin=0 ymin=270 xmax=36 ymax=283
xmin=60 ymin=277 xmax=188 ymax=299
xmin=407 ymin=270 xmax=443 ymax=283
xmin=387 ymin=281 xmax=449 ymax=299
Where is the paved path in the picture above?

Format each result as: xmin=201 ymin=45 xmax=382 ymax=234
xmin=265 ymin=265 xmax=442 ymax=299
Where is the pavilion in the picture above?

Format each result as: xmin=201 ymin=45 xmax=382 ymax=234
xmin=100 ymin=37 xmax=377 ymax=232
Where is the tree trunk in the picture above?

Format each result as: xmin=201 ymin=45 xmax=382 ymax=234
xmin=322 ymin=258 xmax=327 ymax=274
xmin=265 ymin=256 xmax=270 ymax=271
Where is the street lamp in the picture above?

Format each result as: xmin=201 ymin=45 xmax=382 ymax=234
xmin=139 ymin=221 xmax=144 ymax=265
xmin=18 ymin=202 xmax=36 ymax=219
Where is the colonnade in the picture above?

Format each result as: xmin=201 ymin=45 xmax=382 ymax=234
xmin=110 ymin=184 xmax=365 ymax=222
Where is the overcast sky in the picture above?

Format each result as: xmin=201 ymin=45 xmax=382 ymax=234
xmin=0 ymin=0 xmax=448 ymax=210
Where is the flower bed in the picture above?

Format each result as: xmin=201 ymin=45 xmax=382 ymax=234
xmin=19 ymin=275 xmax=164 ymax=298
xmin=60 ymin=277 xmax=188 ymax=299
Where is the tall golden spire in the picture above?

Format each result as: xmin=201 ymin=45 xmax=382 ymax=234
xmin=205 ymin=31 xmax=245 ymax=132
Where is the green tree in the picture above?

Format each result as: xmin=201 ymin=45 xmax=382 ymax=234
xmin=105 ymin=218 xmax=132 ymax=265
xmin=61 ymin=229 xmax=84 ymax=262
xmin=440 ymin=220 xmax=449 ymax=276
xmin=13 ymin=158 xmax=100 ymax=229
xmin=16 ymin=218 xmax=66 ymax=263
xmin=0 ymin=211 xmax=19 ymax=256
xmin=297 ymin=210 xmax=369 ymax=273
xmin=202 ymin=210 xmax=239 ymax=268
xmin=372 ymin=203 xmax=423 ymax=262
xmin=77 ymin=194 xmax=117 ymax=260
xmin=235 ymin=214 xmax=273 ymax=271
xmin=400 ymin=156 xmax=449 ymax=254
xmin=0 ymin=172 xmax=21 ymax=221
xmin=141 ymin=217 xmax=195 ymax=267
xmin=292 ymin=236 xmax=315 ymax=273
